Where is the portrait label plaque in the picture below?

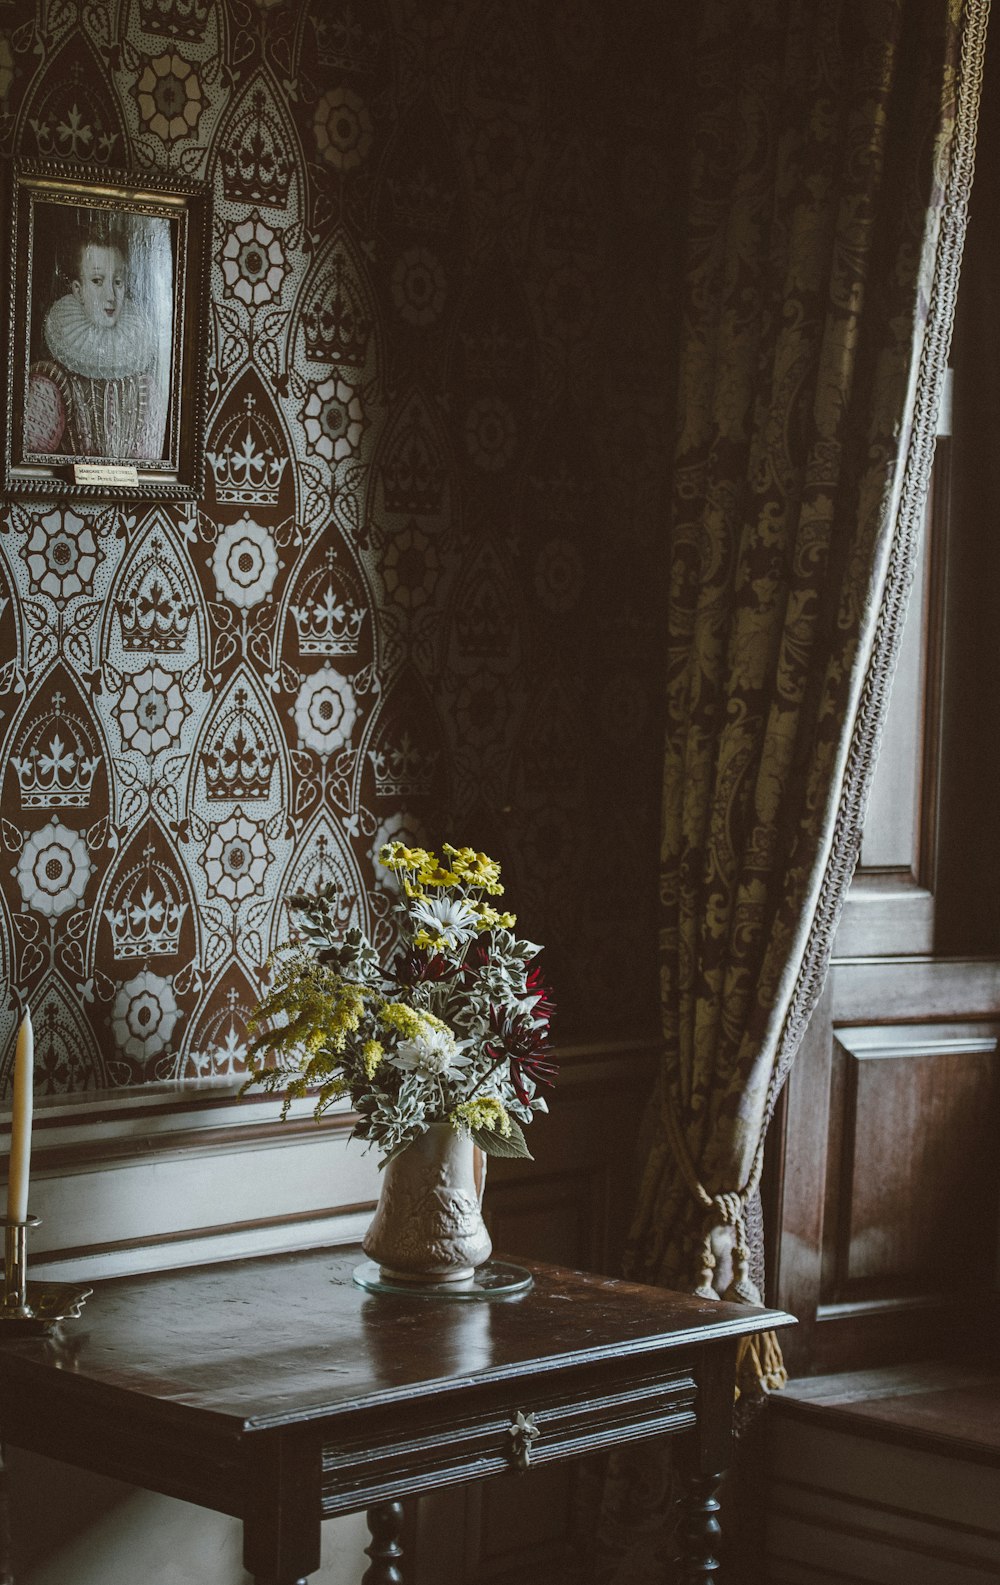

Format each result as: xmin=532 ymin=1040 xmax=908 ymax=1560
xmin=74 ymin=462 xmax=139 ymax=487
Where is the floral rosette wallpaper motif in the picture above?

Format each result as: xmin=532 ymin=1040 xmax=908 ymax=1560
xmin=0 ymin=0 xmax=678 ymax=1094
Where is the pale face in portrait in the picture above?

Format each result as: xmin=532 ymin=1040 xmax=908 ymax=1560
xmin=72 ymin=244 xmax=126 ymax=329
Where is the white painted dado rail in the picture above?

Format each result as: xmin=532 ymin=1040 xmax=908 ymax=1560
xmin=1 ymin=1038 xmax=658 ymax=1284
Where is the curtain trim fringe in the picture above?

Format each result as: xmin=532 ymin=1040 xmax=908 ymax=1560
xmin=759 ymin=0 xmax=990 ymax=1143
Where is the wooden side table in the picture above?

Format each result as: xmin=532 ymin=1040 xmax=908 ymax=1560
xmin=0 ymin=1249 xmax=792 ymax=1583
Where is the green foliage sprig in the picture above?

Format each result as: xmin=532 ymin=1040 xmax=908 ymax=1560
xmin=242 ymin=843 xmax=556 ymax=1165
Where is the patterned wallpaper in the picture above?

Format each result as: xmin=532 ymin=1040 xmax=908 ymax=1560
xmin=0 ymin=0 xmax=678 ymax=1094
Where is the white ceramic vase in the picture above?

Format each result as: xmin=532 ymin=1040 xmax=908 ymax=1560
xmin=362 ymin=1121 xmax=492 ymax=1284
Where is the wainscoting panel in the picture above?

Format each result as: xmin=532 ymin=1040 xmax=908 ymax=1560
xmin=836 ymin=1026 xmax=999 ymax=1298
xmin=765 ymin=1415 xmax=1000 ymax=1584
xmin=770 ymin=962 xmax=1000 ymax=1375
xmin=14 ymin=1038 xmax=655 ymax=1284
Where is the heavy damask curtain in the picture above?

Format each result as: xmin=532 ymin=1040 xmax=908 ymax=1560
xmin=627 ymin=0 xmax=983 ymax=1332
xmin=596 ymin=1 xmax=985 ymax=1576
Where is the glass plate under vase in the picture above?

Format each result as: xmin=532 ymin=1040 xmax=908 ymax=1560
xmin=355 ymin=1121 xmax=531 ymax=1299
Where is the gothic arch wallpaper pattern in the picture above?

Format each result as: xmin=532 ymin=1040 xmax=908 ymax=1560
xmin=0 ymin=0 xmax=677 ymax=1093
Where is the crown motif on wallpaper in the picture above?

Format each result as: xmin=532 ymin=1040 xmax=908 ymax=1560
xmin=453 ymin=583 xmax=508 ymax=659
xmin=11 ymin=693 xmax=100 ymax=809
xmin=313 ymin=8 xmax=381 ymax=73
xmin=290 ymin=830 xmax=355 ymax=918
xmin=207 ymin=395 xmax=288 ymax=505
xmin=139 ymin=0 xmax=212 ymax=42
xmin=25 ymin=982 xmax=96 ymax=1093
xmin=115 ymin=540 xmax=194 ymax=652
xmin=221 ymin=89 xmax=293 ymax=207
xmin=460 ymin=323 xmax=527 ymax=384
xmin=380 ymin=412 xmax=447 ymax=516
xmin=529 ymin=462 xmax=593 ymax=523
xmin=368 ymin=729 xmax=439 ymax=799
xmin=103 ymin=848 xmax=188 ymax=960
xmin=27 ymin=72 xmax=123 ymax=166
xmin=203 ymin=689 xmax=277 ymax=801
xmin=387 ymin=169 xmax=457 ymax=235
xmin=290 ymin=551 xmax=366 ymax=655
xmin=189 ymin=989 xmax=249 ymax=1077
xmin=302 ymin=255 xmax=372 ymax=366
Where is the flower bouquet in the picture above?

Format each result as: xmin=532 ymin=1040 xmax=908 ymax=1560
xmin=243 ymin=842 xmax=556 ymax=1165
xmin=243 ymin=842 xmax=555 ymax=1284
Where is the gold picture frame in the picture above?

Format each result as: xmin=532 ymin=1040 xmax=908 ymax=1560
xmin=2 ymin=161 xmax=208 ymax=500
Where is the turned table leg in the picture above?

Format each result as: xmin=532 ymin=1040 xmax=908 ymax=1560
xmin=362 ymin=1501 xmax=405 ymax=1585
xmin=676 ymin=1469 xmax=723 ymax=1582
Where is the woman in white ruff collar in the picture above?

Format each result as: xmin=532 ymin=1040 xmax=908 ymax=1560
xmin=25 ymin=228 xmax=168 ymax=461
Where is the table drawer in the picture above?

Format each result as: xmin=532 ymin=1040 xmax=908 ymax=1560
xmin=320 ymin=1365 xmax=698 ymax=1514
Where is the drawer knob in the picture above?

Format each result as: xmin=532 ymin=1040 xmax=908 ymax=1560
xmin=507 ymin=1409 xmax=540 ymax=1471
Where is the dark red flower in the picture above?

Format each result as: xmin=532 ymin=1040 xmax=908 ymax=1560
xmin=392 ymin=948 xmax=453 ymax=988
xmin=525 ymin=967 xmax=555 ymax=1026
xmin=487 ymin=1006 xmax=558 ymax=1104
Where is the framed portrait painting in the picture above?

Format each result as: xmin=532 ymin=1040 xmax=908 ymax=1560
xmin=2 ymin=162 xmax=208 ymax=499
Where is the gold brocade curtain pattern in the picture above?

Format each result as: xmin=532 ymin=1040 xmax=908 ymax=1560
xmin=594 ymin=3 xmax=985 ymax=1579
xmin=625 ymin=0 xmax=984 ymax=1364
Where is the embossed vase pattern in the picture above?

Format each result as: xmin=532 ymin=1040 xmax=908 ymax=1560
xmin=362 ymin=1123 xmax=492 ymax=1283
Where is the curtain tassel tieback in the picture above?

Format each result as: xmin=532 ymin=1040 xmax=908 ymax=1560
xmin=728 ymin=1223 xmax=788 ymax=1398
xmin=736 ymin=1329 xmax=789 ymax=1399
xmin=663 ymin=1094 xmax=789 ymax=1392
xmin=695 ymin=1191 xmax=759 ymax=1303
xmin=708 ymin=1192 xmax=787 ymax=1397
xmin=703 ymin=1196 xmax=785 ymax=1397
xmin=714 ymin=1203 xmax=788 ymax=1399
xmin=694 ymin=1237 xmax=718 ymax=1301
xmin=720 ymin=1201 xmax=762 ymax=1307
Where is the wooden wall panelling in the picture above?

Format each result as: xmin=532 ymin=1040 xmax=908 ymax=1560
xmin=834 ymin=1027 xmax=999 ymax=1302
xmin=414 ymin=1469 xmax=581 ymax=1585
xmin=830 ymin=956 xmax=1000 ymax=1025
xmin=763 ymin=1414 xmax=1000 ymax=1584
xmin=770 ymin=960 xmax=1000 ymax=1375
xmin=483 ymin=1048 xmax=655 ymax=1275
xmin=484 ymin=1169 xmax=597 ymax=1272
xmin=766 ymin=980 xmax=834 ymax=1373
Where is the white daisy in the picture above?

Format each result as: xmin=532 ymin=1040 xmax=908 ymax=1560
xmin=392 ymin=1025 xmax=470 ymax=1079
xmin=410 ymin=894 xmax=479 ymax=948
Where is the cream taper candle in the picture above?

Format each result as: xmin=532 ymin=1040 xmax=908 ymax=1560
xmin=7 ymin=1012 xmax=33 ymax=1225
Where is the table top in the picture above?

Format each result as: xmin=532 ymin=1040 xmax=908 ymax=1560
xmin=0 ymin=1249 xmax=792 ymax=1435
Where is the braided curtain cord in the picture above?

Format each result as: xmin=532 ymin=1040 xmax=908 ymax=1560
xmin=662 ymin=1091 xmax=787 ymax=1397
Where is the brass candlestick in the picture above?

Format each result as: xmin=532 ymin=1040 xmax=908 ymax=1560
xmin=0 ymin=1215 xmax=91 ymax=1333
xmin=3 ymin=1218 xmax=32 ymax=1317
